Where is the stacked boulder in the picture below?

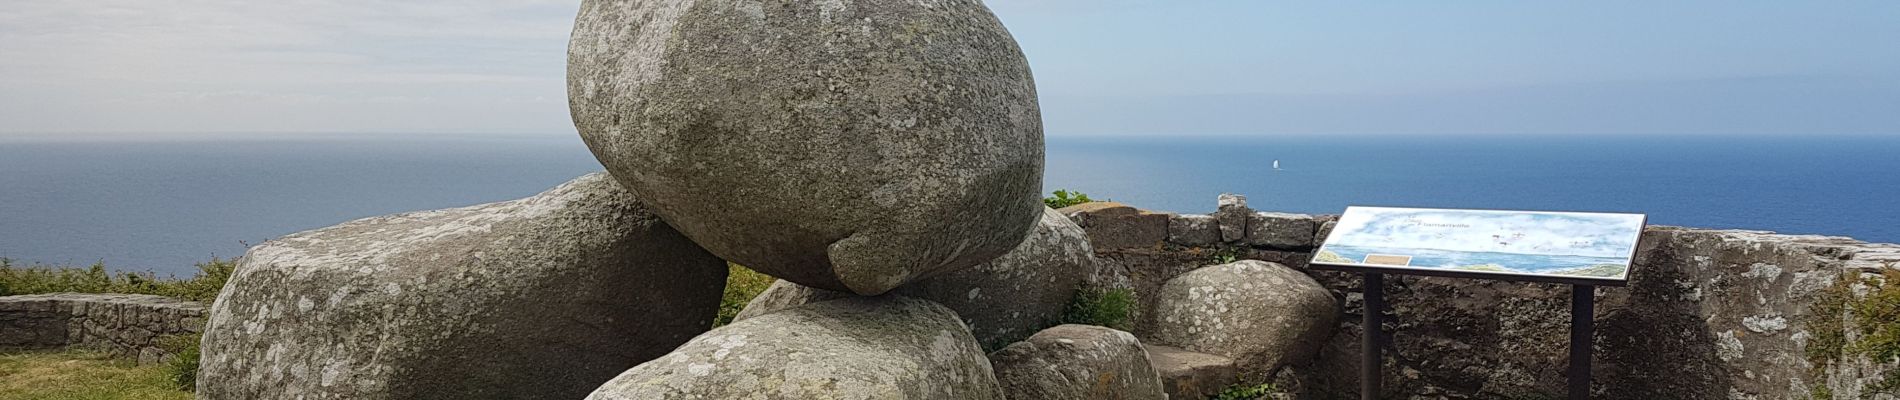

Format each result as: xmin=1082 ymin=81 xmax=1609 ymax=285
xmin=568 ymin=0 xmax=1044 ymax=297
xmin=196 ymin=1 xmax=1343 ymax=399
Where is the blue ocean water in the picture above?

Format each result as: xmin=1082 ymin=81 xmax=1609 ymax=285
xmin=1 ymin=133 xmax=1895 ymax=276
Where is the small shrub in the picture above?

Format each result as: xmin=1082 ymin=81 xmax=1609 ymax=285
xmin=1211 ymin=381 xmax=1280 ymax=400
xmin=713 ymin=263 xmax=776 ymax=328
xmin=1043 ymin=189 xmax=1099 ymax=209
xmin=0 ymin=258 xmax=235 ymax=303
xmin=1060 ymin=288 xmax=1136 ymax=331
xmin=157 ymin=334 xmax=201 ymax=392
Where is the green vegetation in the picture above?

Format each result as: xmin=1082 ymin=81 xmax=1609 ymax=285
xmin=0 ymin=258 xmax=235 ymax=303
xmin=1207 ymin=246 xmax=1246 ymax=265
xmin=1042 ymin=189 xmax=1099 ymax=209
xmin=713 ymin=263 xmax=777 ymax=328
xmin=156 ymin=335 xmax=200 ymax=392
xmin=1210 ymin=381 xmax=1281 ymax=400
xmin=0 ymin=350 xmax=193 ymax=400
xmin=1059 ymin=288 xmax=1136 ymax=331
xmin=0 ymin=259 xmax=221 ymax=394
xmin=1803 ymin=268 xmax=1900 ymax=399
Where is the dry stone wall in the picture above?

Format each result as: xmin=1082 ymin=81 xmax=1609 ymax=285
xmin=0 ymin=293 xmax=206 ymax=364
xmin=1061 ymin=194 xmax=1900 ymax=400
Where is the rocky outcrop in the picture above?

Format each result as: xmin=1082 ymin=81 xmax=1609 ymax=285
xmin=988 ymin=324 xmax=1165 ymax=400
xmin=0 ymin=293 xmax=205 ymax=364
xmin=1150 ymin=260 xmax=1338 ymax=380
xmin=197 ymin=173 xmax=728 ymax=400
xmin=733 ymin=207 xmax=1096 ymax=349
xmin=1145 ymin=344 xmax=1238 ymax=400
xmin=568 ymin=0 xmax=1044 ymax=296
xmin=588 ymin=296 xmax=1004 ymax=400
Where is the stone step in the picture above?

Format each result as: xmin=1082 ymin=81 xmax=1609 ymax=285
xmin=1144 ymin=344 xmax=1237 ymax=400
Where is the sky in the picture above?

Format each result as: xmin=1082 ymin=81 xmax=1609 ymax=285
xmin=1 ymin=1 xmax=1897 ymax=137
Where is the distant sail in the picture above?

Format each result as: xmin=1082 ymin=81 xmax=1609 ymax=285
xmin=1273 ymin=160 xmax=1281 ymax=170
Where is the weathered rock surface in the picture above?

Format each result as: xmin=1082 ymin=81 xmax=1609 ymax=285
xmin=197 ymin=173 xmax=728 ymax=400
xmin=734 ymin=207 xmax=1095 ymax=348
xmin=1215 ymin=193 xmax=1251 ymax=243
xmin=1246 ymin=212 xmax=1318 ymax=249
xmin=1151 ymin=260 xmax=1337 ymax=379
xmin=588 ymin=296 xmax=1004 ymax=400
xmin=568 ymin=0 xmax=1043 ymax=295
xmin=1168 ymin=213 xmax=1222 ymax=247
xmin=1060 ymin=202 xmax=1170 ymax=250
xmin=988 ymin=324 xmax=1165 ymax=400
xmin=1145 ymin=344 xmax=1238 ymax=400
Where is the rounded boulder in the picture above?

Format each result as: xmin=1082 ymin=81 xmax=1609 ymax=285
xmin=588 ymin=296 xmax=1005 ymax=400
xmin=567 ymin=0 xmax=1044 ymax=295
xmin=1149 ymin=260 xmax=1338 ymax=379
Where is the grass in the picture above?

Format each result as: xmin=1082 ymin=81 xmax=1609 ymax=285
xmin=713 ymin=263 xmax=776 ymax=328
xmin=1 ymin=258 xmax=227 ymax=394
xmin=0 ymin=258 xmax=235 ymax=303
xmin=1059 ymin=288 xmax=1137 ymax=331
xmin=1804 ymin=268 xmax=1900 ymax=399
xmin=0 ymin=351 xmax=193 ymax=400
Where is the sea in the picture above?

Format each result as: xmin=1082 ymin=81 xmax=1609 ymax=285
xmin=2 ymin=133 xmax=1896 ymax=276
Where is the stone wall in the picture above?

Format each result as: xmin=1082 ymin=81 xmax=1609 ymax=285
xmin=1061 ymin=195 xmax=1900 ymax=400
xmin=0 ymin=293 xmax=208 ymax=364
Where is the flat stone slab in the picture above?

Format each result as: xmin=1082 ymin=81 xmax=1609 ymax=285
xmin=1145 ymin=344 xmax=1237 ymax=400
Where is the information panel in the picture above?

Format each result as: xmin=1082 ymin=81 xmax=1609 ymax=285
xmin=1311 ymin=206 xmax=1647 ymax=285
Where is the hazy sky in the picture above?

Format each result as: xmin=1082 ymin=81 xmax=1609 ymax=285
xmin=2 ymin=1 xmax=1896 ymax=136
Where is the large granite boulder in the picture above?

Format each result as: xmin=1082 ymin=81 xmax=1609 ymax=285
xmin=197 ymin=173 xmax=728 ymax=400
xmin=588 ymin=296 xmax=1005 ymax=400
xmin=568 ymin=0 xmax=1043 ymax=295
xmin=734 ymin=206 xmax=1095 ymax=348
xmin=1150 ymin=260 xmax=1337 ymax=380
xmin=988 ymin=324 xmax=1165 ymax=400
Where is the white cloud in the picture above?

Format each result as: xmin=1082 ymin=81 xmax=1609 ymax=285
xmin=0 ymin=0 xmax=580 ymax=134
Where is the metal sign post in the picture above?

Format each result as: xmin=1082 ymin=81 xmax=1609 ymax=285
xmin=1568 ymin=285 xmax=1595 ymax=400
xmin=1314 ymin=206 xmax=1645 ymax=400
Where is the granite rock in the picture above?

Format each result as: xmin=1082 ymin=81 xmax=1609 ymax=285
xmin=1168 ymin=214 xmax=1222 ymax=247
xmin=568 ymin=0 xmax=1043 ymax=295
xmin=988 ymin=324 xmax=1165 ymax=400
xmin=1151 ymin=260 xmax=1337 ymax=380
xmin=588 ymin=296 xmax=1004 ymax=400
xmin=734 ymin=207 xmax=1095 ymax=349
xmin=197 ymin=173 xmax=728 ymax=400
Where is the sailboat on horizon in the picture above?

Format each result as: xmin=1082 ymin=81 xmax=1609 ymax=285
xmin=1273 ymin=159 xmax=1282 ymax=171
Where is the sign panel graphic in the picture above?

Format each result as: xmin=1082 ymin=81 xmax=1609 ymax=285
xmin=1312 ymin=206 xmax=1646 ymax=285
